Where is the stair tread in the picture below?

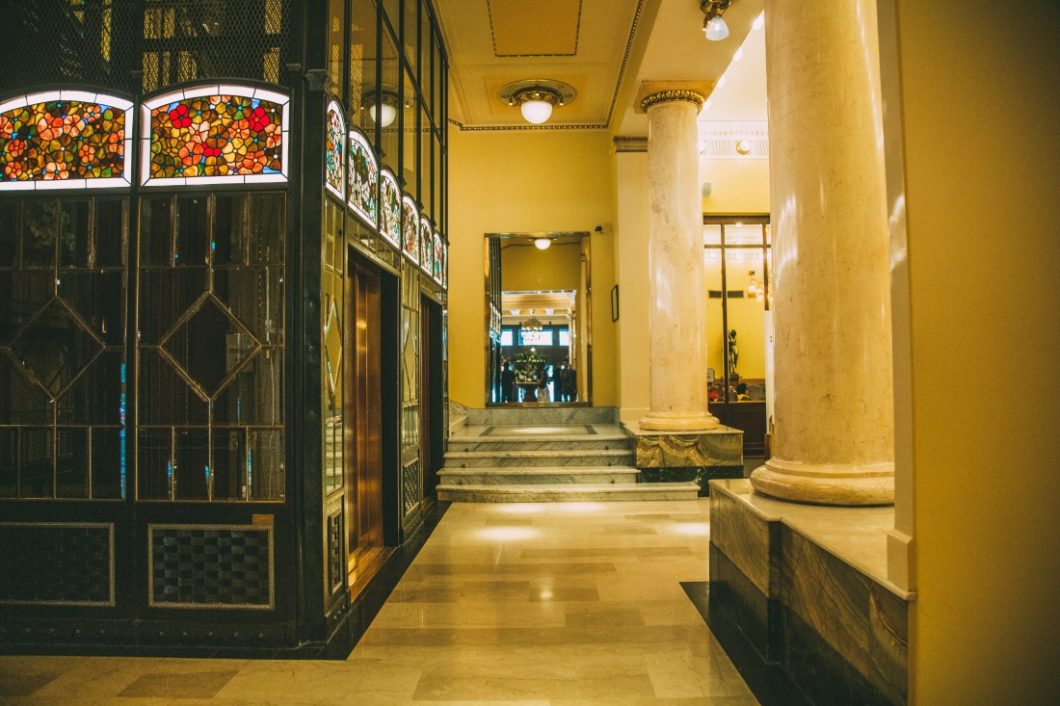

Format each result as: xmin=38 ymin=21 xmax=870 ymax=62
xmin=440 ymin=466 xmax=639 ymax=474
xmin=445 ymin=448 xmax=632 ymax=457
xmin=436 ymin=482 xmax=698 ymax=492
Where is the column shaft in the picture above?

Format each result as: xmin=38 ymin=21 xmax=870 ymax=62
xmin=639 ymin=92 xmax=718 ymax=432
xmin=750 ymin=0 xmax=895 ymax=504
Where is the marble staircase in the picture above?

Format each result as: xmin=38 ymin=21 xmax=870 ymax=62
xmin=437 ymin=408 xmax=699 ymax=502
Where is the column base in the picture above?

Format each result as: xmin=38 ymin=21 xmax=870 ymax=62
xmin=638 ymin=411 xmax=719 ymax=432
xmin=750 ymin=458 xmax=894 ymax=506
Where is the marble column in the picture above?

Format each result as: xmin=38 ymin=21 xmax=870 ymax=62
xmin=638 ymin=89 xmax=718 ymax=432
xmin=750 ymin=0 xmax=895 ymax=505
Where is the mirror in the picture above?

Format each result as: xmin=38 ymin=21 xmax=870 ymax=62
xmin=484 ymin=232 xmax=592 ymax=405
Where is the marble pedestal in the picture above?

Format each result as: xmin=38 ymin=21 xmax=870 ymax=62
xmin=625 ymin=421 xmax=743 ymax=495
xmin=707 ymin=479 xmax=910 ymax=705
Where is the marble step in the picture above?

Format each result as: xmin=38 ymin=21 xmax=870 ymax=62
xmin=466 ymin=407 xmax=618 ymax=426
xmin=436 ymin=482 xmax=701 ymax=503
xmin=438 ymin=466 xmax=639 ymax=486
xmin=446 ymin=435 xmax=632 ymax=453
xmin=443 ymin=448 xmax=634 ymax=468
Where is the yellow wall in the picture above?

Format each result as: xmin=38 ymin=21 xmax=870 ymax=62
xmin=701 ymin=158 xmax=770 ymax=213
xmin=612 ymin=150 xmax=650 ymax=422
xmin=500 ymin=241 xmax=581 ymax=291
xmin=447 ymin=128 xmax=617 ymax=408
xmin=888 ymin=0 xmax=1060 ymax=701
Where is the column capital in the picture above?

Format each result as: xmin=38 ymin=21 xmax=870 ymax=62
xmin=635 ymin=81 xmax=714 ymax=113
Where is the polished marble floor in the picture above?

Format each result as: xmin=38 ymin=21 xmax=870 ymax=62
xmin=0 ymin=500 xmax=758 ymax=705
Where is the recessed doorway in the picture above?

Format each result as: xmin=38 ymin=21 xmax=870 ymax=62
xmin=484 ymin=233 xmax=592 ymax=406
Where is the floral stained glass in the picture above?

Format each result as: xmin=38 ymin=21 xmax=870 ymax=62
xmin=325 ymin=101 xmax=345 ymax=200
xmin=0 ymin=91 xmax=133 ymax=190
xmin=418 ymin=215 xmax=433 ymax=275
xmin=141 ymin=85 xmax=289 ymax=186
xmin=432 ymin=231 xmax=444 ymax=284
xmin=441 ymin=241 xmax=448 ymax=289
xmin=379 ymin=169 xmax=401 ymax=248
xmin=401 ymin=195 xmax=419 ymax=264
xmin=348 ymin=130 xmax=378 ymax=228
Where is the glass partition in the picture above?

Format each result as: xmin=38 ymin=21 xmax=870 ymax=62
xmin=704 ymin=218 xmax=771 ymax=455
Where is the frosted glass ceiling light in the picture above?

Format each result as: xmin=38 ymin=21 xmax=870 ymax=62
xmin=534 ymin=237 xmax=552 ymax=250
xmin=499 ymin=80 xmax=576 ymax=125
xmin=366 ymin=89 xmax=399 ymax=127
xmin=521 ymin=98 xmax=554 ymax=124
xmin=701 ymin=0 xmax=733 ymax=41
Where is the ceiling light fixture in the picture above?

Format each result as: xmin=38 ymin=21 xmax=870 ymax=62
xmin=365 ymin=88 xmax=399 ymax=127
xmin=534 ymin=237 xmax=552 ymax=250
xmin=522 ymin=310 xmax=544 ymax=332
xmin=499 ymin=79 xmax=577 ymax=125
xmin=701 ymin=0 xmax=733 ymax=41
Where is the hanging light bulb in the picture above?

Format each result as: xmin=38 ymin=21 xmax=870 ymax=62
xmin=701 ymin=0 xmax=733 ymax=41
xmin=705 ymin=16 xmax=729 ymax=41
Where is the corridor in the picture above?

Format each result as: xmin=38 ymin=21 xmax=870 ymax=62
xmin=0 ymin=500 xmax=758 ymax=705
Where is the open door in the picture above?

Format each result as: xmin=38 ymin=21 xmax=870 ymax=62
xmin=420 ymin=295 xmax=444 ymax=498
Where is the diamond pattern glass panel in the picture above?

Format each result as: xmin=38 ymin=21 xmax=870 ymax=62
xmin=11 ymin=299 xmax=103 ymax=397
xmin=161 ymin=296 xmax=259 ymax=399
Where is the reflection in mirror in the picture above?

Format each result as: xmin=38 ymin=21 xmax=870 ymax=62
xmin=484 ymin=233 xmax=591 ymax=405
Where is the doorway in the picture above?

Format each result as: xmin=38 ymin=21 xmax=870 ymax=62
xmin=420 ymin=295 xmax=444 ymax=498
xmin=484 ymin=232 xmax=593 ymax=405
xmin=345 ymin=257 xmax=385 ymax=585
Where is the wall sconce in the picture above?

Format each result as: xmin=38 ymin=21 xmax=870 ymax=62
xmin=499 ymin=79 xmax=577 ymax=125
xmin=701 ymin=0 xmax=733 ymax=41
xmin=365 ymin=88 xmax=399 ymax=127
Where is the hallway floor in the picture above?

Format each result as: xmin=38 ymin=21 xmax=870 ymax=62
xmin=0 ymin=500 xmax=759 ymax=705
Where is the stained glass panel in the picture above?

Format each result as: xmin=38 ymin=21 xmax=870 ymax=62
xmin=141 ymin=85 xmax=289 ymax=186
xmin=379 ymin=168 xmax=401 ymax=248
xmin=348 ymin=129 xmax=379 ymax=228
xmin=432 ymin=230 xmax=444 ymax=284
xmin=418 ymin=215 xmax=433 ymax=275
xmin=441 ymin=240 xmax=448 ymax=289
xmin=325 ymin=100 xmax=345 ymax=200
xmin=401 ymin=195 xmax=418 ymax=264
xmin=0 ymin=91 xmax=134 ymax=190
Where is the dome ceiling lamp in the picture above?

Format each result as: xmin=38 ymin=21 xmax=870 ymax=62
xmin=701 ymin=0 xmax=734 ymax=41
xmin=365 ymin=87 xmax=400 ymax=127
xmin=499 ymin=79 xmax=577 ymax=125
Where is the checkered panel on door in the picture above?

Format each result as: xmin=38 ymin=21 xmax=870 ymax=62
xmin=0 ymin=523 xmax=113 ymax=605
xmin=402 ymin=459 xmax=421 ymax=518
xmin=149 ymin=525 xmax=273 ymax=609
xmin=327 ymin=511 xmax=344 ymax=595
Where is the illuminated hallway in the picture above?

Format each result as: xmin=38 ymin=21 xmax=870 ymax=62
xmin=0 ymin=500 xmax=768 ymax=705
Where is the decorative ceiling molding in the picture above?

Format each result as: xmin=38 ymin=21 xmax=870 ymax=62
xmin=486 ymin=0 xmax=584 ymax=57
xmin=698 ymin=119 xmax=769 ymax=159
xmin=441 ymin=0 xmax=646 ymax=132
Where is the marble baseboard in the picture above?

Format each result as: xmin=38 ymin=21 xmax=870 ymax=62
xmin=638 ymin=466 xmax=743 ymax=495
xmin=627 ymin=422 xmax=743 ymax=470
xmin=708 ymin=479 xmax=909 ymax=705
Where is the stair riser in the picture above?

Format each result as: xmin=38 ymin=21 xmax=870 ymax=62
xmin=437 ymin=488 xmax=700 ymax=502
xmin=446 ymin=439 xmax=631 ymax=453
xmin=444 ymin=454 xmax=634 ymax=468
xmin=438 ymin=472 xmax=638 ymax=485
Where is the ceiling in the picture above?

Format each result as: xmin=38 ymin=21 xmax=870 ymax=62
xmin=435 ymin=0 xmax=766 ymax=135
xmin=502 ymin=291 xmax=576 ymax=321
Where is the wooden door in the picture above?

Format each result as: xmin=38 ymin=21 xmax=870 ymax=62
xmin=346 ymin=261 xmax=384 ymax=578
